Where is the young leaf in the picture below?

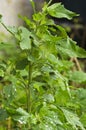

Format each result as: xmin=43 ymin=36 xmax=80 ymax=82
xmin=47 ymin=3 xmax=78 ymax=20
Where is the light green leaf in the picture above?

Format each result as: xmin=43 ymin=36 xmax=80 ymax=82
xmin=16 ymin=108 xmax=29 ymax=116
xmin=47 ymin=3 xmax=78 ymax=20
xmin=43 ymin=94 xmax=55 ymax=103
xmin=47 ymin=54 xmax=58 ymax=65
xmin=80 ymin=113 xmax=86 ymax=127
xmin=20 ymin=69 xmax=28 ymax=77
xmin=62 ymin=108 xmax=85 ymax=130
xmin=6 ymin=26 xmax=20 ymax=40
xmin=39 ymin=122 xmax=56 ymax=130
xmin=19 ymin=27 xmax=31 ymax=50
xmin=57 ymin=37 xmax=86 ymax=58
xmin=55 ymin=88 xmax=70 ymax=105
xmin=3 ymin=85 xmax=15 ymax=98
xmin=33 ymin=81 xmax=45 ymax=92
xmin=40 ymin=107 xmax=62 ymax=128
xmin=33 ymin=13 xmax=43 ymax=22
xmin=19 ymin=15 xmax=35 ymax=29
xmin=69 ymin=71 xmax=86 ymax=83
xmin=13 ymin=108 xmax=29 ymax=124
xmin=0 ymin=69 xmax=4 ymax=77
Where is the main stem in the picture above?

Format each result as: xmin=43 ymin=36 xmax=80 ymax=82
xmin=27 ymin=61 xmax=32 ymax=113
xmin=26 ymin=61 xmax=32 ymax=129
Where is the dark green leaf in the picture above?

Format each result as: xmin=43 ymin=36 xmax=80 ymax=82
xmin=16 ymin=58 xmax=28 ymax=70
xmin=0 ymin=108 xmax=8 ymax=121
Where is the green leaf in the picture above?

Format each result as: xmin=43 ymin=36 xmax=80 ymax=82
xmin=33 ymin=13 xmax=43 ymax=22
xmin=47 ymin=3 xmax=78 ymax=20
xmin=55 ymin=88 xmax=70 ymax=106
xmin=57 ymin=37 xmax=86 ymax=58
xmin=6 ymin=26 xmax=20 ymax=40
xmin=40 ymin=107 xmax=63 ymax=128
xmin=56 ymin=25 xmax=67 ymax=37
xmin=33 ymin=81 xmax=45 ymax=92
xmin=20 ymin=69 xmax=28 ymax=77
xmin=0 ymin=108 xmax=8 ymax=121
xmin=3 ymin=85 xmax=16 ymax=105
xmin=13 ymin=108 xmax=29 ymax=124
xmin=47 ymin=54 xmax=58 ymax=65
xmin=16 ymin=108 xmax=29 ymax=116
xmin=19 ymin=27 xmax=31 ymax=50
xmin=16 ymin=58 xmax=28 ymax=70
xmin=43 ymin=94 xmax=55 ymax=103
xmin=0 ymin=69 xmax=4 ymax=77
xmin=80 ymin=113 xmax=86 ymax=127
xmin=69 ymin=71 xmax=86 ymax=83
xmin=62 ymin=108 xmax=85 ymax=130
xmin=19 ymin=15 xmax=35 ymax=29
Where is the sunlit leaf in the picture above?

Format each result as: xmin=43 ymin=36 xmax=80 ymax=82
xmin=19 ymin=27 xmax=31 ymax=50
xmin=47 ymin=3 xmax=78 ymax=20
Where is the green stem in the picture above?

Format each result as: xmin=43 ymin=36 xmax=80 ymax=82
xmin=27 ymin=62 xmax=32 ymax=113
xmin=25 ymin=61 xmax=32 ymax=129
xmin=1 ymin=22 xmax=14 ymax=36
